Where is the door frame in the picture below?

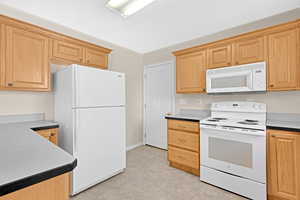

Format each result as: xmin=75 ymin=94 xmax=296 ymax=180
xmin=143 ymin=60 xmax=176 ymax=146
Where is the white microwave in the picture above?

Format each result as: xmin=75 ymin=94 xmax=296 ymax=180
xmin=206 ymin=62 xmax=266 ymax=94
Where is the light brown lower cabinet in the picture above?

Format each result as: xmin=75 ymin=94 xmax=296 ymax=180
xmin=268 ymin=129 xmax=300 ymax=200
xmin=0 ymin=173 xmax=69 ymax=200
xmin=167 ymin=119 xmax=200 ymax=176
xmin=35 ymin=128 xmax=59 ymax=145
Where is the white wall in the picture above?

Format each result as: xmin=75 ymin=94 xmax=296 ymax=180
xmin=0 ymin=5 xmax=144 ymax=147
xmin=144 ymin=8 xmax=300 ymax=114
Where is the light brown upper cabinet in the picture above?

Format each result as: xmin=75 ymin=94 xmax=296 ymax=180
xmin=0 ymin=15 xmax=112 ymax=92
xmin=176 ymin=50 xmax=207 ymax=93
xmin=85 ymin=47 xmax=108 ymax=69
xmin=268 ymin=129 xmax=300 ymax=200
xmin=233 ymin=36 xmax=266 ymax=65
xmin=268 ymin=28 xmax=300 ymax=91
xmin=207 ymin=43 xmax=232 ymax=69
xmin=52 ymin=39 xmax=84 ymax=64
xmin=4 ymin=25 xmax=50 ymax=91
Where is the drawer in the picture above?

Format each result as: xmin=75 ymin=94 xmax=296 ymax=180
xmin=168 ymin=120 xmax=199 ymax=133
xmin=168 ymin=146 xmax=199 ymax=169
xmin=168 ymin=130 xmax=199 ymax=152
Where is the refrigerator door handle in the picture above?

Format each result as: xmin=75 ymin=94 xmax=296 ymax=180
xmin=73 ymin=110 xmax=78 ymax=155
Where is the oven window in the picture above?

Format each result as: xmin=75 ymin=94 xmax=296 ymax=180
xmin=211 ymin=75 xmax=247 ymax=89
xmin=208 ymin=137 xmax=253 ymax=168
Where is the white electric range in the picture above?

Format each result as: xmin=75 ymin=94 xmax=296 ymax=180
xmin=200 ymin=101 xmax=266 ymax=200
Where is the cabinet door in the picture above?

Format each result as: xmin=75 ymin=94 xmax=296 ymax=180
xmin=176 ymin=50 xmax=206 ymax=93
xmin=268 ymin=129 xmax=300 ymax=200
xmin=53 ymin=40 xmax=83 ymax=63
xmin=85 ymin=47 xmax=108 ymax=69
xmin=207 ymin=43 xmax=232 ymax=69
xmin=5 ymin=25 xmax=50 ymax=90
xmin=36 ymin=128 xmax=58 ymax=145
xmin=233 ymin=36 xmax=266 ymax=65
xmin=268 ymin=28 xmax=299 ymax=91
xmin=0 ymin=24 xmax=4 ymax=87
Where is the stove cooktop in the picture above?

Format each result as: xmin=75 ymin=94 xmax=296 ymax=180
xmin=200 ymin=117 xmax=266 ymax=130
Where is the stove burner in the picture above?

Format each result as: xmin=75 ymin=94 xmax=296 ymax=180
xmin=238 ymin=121 xmax=259 ymax=125
xmin=212 ymin=117 xmax=227 ymax=120
xmin=244 ymin=119 xmax=259 ymax=123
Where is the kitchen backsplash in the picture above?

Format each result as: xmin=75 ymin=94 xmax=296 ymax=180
xmin=176 ymin=91 xmax=300 ymax=114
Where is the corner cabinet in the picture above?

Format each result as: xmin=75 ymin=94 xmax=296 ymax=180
xmin=35 ymin=128 xmax=59 ymax=145
xmin=267 ymin=129 xmax=300 ymax=200
xmin=268 ymin=28 xmax=300 ymax=91
xmin=3 ymin=25 xmax=50 ymax=91
xmin=176 ymin=50 xmax=207 ymax=93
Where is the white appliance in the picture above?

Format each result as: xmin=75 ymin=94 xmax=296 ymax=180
xmin=206 ymin=62 xmax=266 ymax=94
xmin=200 ymin=102 xmax=267 ymax=200
xmin=54 ymin=64 xmax=126 ymax=195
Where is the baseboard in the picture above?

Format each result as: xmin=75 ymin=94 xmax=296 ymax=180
xmin=126 ymin=143 xmax=143 ymax=151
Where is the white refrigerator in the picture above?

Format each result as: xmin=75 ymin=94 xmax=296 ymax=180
xmin=54 ymin=64 xmax=126 ymax=195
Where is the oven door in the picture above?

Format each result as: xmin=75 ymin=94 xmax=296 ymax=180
xmin=200 ymin=124 xmax=266 ymax=183
xmin=206 ymin=70 xmax=253 ymax=93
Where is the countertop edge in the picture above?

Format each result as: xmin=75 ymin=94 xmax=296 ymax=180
xmin=267 ymin=126 xmax=300 ymax=132
xmin=165 ymin=116 xmax=200 ymax=122
xmin=165 ymin=115 xmax=300 ymax=132
xmin=31 ymin=124 xmax=59 ymax=131
xmin=0 ymin=159 xmax=77 ymax=196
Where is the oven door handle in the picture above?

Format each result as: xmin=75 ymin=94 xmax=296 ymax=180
xmin=200 ymin=124 xmax=266 ymax=137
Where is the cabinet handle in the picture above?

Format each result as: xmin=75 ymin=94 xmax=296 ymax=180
xmin=50 ymin=133 xmax=55 ymax=136
xmin=202 ymin=89 xmax=206 ymax=92
xmin=87 ymin=60 xmax=90 ymax=64
xmin=7 ymin=83 xmax=13 ymax=87
xmin=79 ymin=58 xmax=83 ymax=62
xmin=178 ymin=125 xmax=187 ymax=129
xmin=236 ymin=61 xmax=239 ymax=65
xmin=227 ymin=62 xmax=231 ymax=65
xmin=269 ymin=84 xmax=274 ymax=88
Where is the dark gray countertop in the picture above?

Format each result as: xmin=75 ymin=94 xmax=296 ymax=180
xmin=165 ymin=110 xmax=300 ymax=132
xmin=0 ymin=120 xmax=76 ymax=196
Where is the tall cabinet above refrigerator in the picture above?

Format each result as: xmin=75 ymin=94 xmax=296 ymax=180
xmin=54 ymin=64 xmax=126 ymax=195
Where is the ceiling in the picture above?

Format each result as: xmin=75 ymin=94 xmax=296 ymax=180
xmin=0 ymin=0 xmax=299 ymax=53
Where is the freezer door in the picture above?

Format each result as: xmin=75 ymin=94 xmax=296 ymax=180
xmin=74 ymin=65 xmax=125 ymax=108
xmin=71 ymin=107 xmax=126 ymax=195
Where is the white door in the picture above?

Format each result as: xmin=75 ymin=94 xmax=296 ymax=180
xmin=72 ymin=106 xmax=126 ymax=195
xmin=144 ymin=62 xmax=174 ymax=149
xmin=74 ymin=65 xmax=125 ymax=108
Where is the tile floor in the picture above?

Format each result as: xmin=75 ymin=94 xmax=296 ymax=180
xmin=72 ymin=146 xmax=246 ymax=200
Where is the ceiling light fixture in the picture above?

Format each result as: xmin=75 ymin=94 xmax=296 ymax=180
xmin=106 ymin=0 xmax=156 ymax=17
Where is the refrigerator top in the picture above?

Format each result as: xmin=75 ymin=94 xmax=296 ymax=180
xmin=54 ymin=64 xmax=126 ymax=108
